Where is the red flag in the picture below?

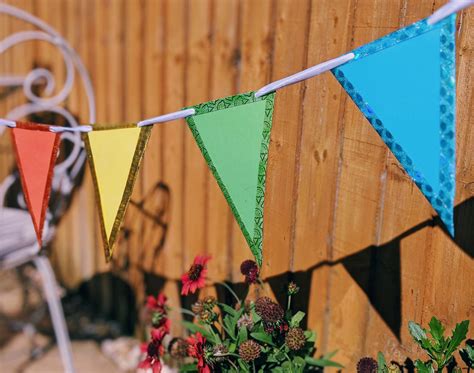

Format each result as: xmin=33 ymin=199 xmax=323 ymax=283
xmin=10 ymin=121 xmax=60 ymax=246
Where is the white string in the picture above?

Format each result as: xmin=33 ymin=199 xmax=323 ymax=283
xmin=137 ymin=109 xmax=196 ymax=127
xmin=50 ymin=125 xmax=92 ymax=133
xmin=1 ymin=1 xmax=472 ymax=130
xmin=254 ymin=53 xmax=355 ymax=98
xmin=0 ymin=118 xmax=92 ymax=132
xmin=427 ymin=0 xmax=474 ymax=25
xmin=0 ymin=119 xmax=16 ymax=127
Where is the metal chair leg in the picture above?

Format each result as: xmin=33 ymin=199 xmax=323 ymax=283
xmin=33 ymin=255 xmax=75 ymax=373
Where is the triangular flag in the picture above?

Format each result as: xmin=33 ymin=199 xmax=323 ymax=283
xmin=10 ymin=121 xmax=60 ymax=246
xmin=185 ymin=92 xmax=276 ymax=266
xmin=332 ymin=15 xmax=456 ymax=235
xmin=83 ymin=124 xmax=152 ymax=260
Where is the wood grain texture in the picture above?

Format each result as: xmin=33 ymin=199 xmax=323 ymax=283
xmin=1 ymin=0 xmax=473 ymax=369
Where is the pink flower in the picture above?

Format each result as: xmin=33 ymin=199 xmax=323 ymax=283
xmin=181 ymin=255 xmax=211 ymax=295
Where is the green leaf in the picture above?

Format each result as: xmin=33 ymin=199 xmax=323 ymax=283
xmin=460 ymin=344 xmax=474 ymax=368
xmin=293 ymin=356 xmax=306 ymax=373
xmin=218 ymin=302 xmax=238 ymax=317
xmin=323 ymin=350 xmax=338 ymax=360
xmin=251 ymin=309 xmax=262 ymax=324
xmin=237 ymin=325 xmax=248 ymax=345
xmin=282 ymin=361 xmax=294 ymax=372
xmin=303 ymin=330 xmax=316 ymax=343
xmin=409 ymin=321 xmax=427 ymax=344
xmin=250 ymin=331 xmax=275 ymax=346
xmin=428 ymin=317 xmax=445 ymax=341
xmin=305 ymin=356 xmax=344 ymax=368
xmin=223 ymin=314 xmax=236 ymax=340
xmin=377 ymin=351 xmax=387 ymax=373
xmin=290 ymin=311 xmax=305 ymax=327
xmin=238 ymin=358 xmax=250 ymax=372
xmin=182 ymin=321 xmax=215 ymax=343
xmin=179 ymin=363 xmax=199 ymax=372
xmin=414 ymin=360 xmax=435 ymax=373
xmin=446 ymin=320 xmax=469 ymax=357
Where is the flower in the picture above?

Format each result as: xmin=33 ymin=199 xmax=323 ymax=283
xmin=191 ymin=300 xmax=205 ymax=314
xmin=202 ymin=295 xmax=217 ymax=309
xmin=169 ymin=338 xmax=188 ymax=359
xmin=285 ymin=327 xmax=306 ymax=350
xmin=146 ymin=293 xmax=167 ymax=312
xmin=197 ymin=309 xmax=216 ymax=324
xmin=212 ymin=344 xmax=229 ymax=362
xmin=239 ymin=340 xmax=261 ymax=362
xmin=138 ymin=350 xmax=162 ymax=373
xmin=357 ymin=357 xmax=378 ymax=373
xmin=387 ymin=364 xmax=401 ymax=373
xmin=240 ymin=260 xmax=259 ymax=284
xmin=138 ymin=328 xmax=168 ymax=373
xmin=181 ymin=255 xmax=211 ymax=295
xmin=187 ymin=332 xmax=211 ymax=373
xmin=287 ymin=282 xmax=300 ymax=295
xmin=255 ymin=296 xmax=284 ymax=323
xmin=237 ymin=313 xmax=254 ymax=330
xmin=146 ymin=293 xmax=170 ymax=330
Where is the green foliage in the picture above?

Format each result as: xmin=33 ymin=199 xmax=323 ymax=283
xmin=364 ymin=318 xmax=471 ymax=373
xmin=460 ymin=341 xmax=474 ymax=369
xmin=179 ymin=285 xmax=341 ymax=372
xmin=408 ymin=317 xmax=469 ymax=371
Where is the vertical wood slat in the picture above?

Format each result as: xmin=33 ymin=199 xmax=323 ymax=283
xmin=0 ymin=0 xmax=473 ymax=369
xmin=324 ymin=0 xmax=401 ymax=363
xmin=233 ymin=0 xmax=274 ymax=281
xmin=183 ymin=0 xmax=212 ymax=282
xmin=261 ymin=0 xmax=312 ymax=292
xmin=158 ymin=0 xmax=187 ymax=336
xmin=206 ymin=0 xmax=240 ymax=287
xmin=292 ymin=0 xmax=354 ymax=355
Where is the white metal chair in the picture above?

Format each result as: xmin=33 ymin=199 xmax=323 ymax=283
xmin=0 ymin=3 xmax=96 ymax=372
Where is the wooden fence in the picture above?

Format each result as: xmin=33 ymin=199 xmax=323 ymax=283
xmin=1 ymin=0 xmax=473 ymax=369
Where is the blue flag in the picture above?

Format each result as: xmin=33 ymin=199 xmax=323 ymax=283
xmin=332 ymin=15 xmax=456 ymax=235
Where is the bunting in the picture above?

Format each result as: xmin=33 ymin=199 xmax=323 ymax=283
xmin=83 ymin=124 xmax=152 ymax=260
xmin=332 ymin=15 xmax=456 ymax=234
xmin=1 ymin=3 xmax=468 ymax=264
xmin=185 ymin=92 xmax=276 ymax=266
xmin=10 ymin=121 xmax=60 ymax=246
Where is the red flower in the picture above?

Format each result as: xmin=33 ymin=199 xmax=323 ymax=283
xmin=146 ymin=293 xmax=167 ymax=313
xmin=138 ymin=320 xmax=169 ymax=373
xmin=181 ymin=255 xmax=211 ymax=295
xmin=138 ymin=339 xmax=163 ymax=373
xmin=138 ymin=355 xmax=162 ymax=373
xmin=186 ymin=332 xmax=211 ymax=373
xmin=147 ymin=293 xmax=170 ymax=331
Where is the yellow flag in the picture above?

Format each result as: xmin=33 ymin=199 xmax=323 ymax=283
xmin=83 ymin=124 xmax=152 ymax=261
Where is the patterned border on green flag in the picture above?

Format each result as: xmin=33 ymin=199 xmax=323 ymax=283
xmin=185 ymin=92 xmax=276 ymax=266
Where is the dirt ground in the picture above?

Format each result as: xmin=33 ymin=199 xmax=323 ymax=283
xmin=0 ymin=269 xmax=123 ymax=373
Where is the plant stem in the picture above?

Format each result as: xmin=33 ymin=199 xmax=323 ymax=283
xmin=217 ymin=281 xmax=241 ymax=304
xmin=287 ymin=294 xmax=292 ymax=311
xmin=179 ymin=307 xmax=197 ymax=317
xmin=227 ymin=358 xmax=239 ymax=372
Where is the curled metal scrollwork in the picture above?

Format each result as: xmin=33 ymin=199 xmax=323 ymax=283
xmin=0 ymin=3 xmax=96 ymax=214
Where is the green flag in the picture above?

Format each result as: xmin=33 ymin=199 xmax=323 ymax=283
xmin=185 ymin=92 xmax=276 ymax=266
